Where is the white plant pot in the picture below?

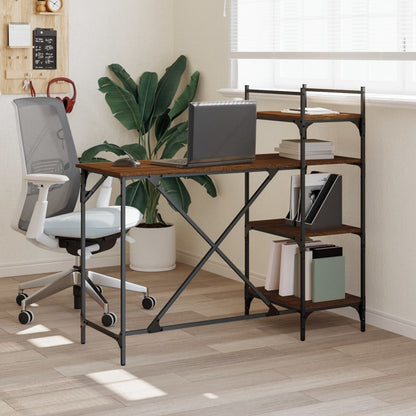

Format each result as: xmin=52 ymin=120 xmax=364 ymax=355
xmin=128 ymin=224 xmax=176 ymax=272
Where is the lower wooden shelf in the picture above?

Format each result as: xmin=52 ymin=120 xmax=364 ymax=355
xmin=247 ymin=218 xmax=361 ymax=239
xmin=250 ymin=286 xmax=362 ymax=313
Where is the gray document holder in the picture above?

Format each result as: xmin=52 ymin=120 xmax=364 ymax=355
xmin=285 ymin=174 xmax=342 ymax=231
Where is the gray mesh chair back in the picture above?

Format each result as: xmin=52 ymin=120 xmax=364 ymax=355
xmin=14 ymin=97 xmax=80 ymax=232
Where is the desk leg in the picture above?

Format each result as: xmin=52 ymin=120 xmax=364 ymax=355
xmin=120 ymin=177 xmax=127 ymax=366
xmin=244 ymin=172 xmax=251 ymax=315
xmin=80 ymin=169 xmax=87 ymax=344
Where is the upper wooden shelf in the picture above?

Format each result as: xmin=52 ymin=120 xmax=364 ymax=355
xmin=257 ymin=110 xmax=361 ymax=123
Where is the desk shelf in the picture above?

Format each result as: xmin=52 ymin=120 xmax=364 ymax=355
xmin=248 ymin=287 xmax=361 ymax=313
xmin=257 ymin=110 xmax=361 ymax=124
xmin=244 ymin=84 xmax=366 ymax=339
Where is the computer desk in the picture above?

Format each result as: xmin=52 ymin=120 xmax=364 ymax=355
xmin=77 ymin=153 xmax=355 ymax=365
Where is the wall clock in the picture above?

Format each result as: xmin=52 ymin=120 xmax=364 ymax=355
xmin=46 ymin=0 xmax=62 ymax=13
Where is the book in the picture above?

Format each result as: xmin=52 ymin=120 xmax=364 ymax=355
xmin=279 ymin=139 xmax=334 ymax=150
xmin=278 ymin=241 xmax=299 ymax=296
xmin=279 ymin=151 xmax=334 ymax=161
xmin=264 ymin=239 xmax=291 ymax=291
xmin=278 ymin=240 xmax=323 ymax=296
xmin=282 ymin=107 xmax=340 ymax=115
xmin=312 ymin=256 xmax=345 ymax=302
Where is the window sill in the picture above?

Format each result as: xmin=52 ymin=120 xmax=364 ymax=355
xmin=218 ymin=88 xmax=416 ymax=110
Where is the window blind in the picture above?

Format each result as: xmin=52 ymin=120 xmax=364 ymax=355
xmin=230 ymin=0 xmax=416 ymax=93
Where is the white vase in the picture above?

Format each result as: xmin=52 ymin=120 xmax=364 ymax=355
xmin=128 ymin=224 xmax=176 ymax=272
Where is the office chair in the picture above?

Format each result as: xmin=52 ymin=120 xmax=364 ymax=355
xmin=13 ymin=97 xmax=155 ymax=326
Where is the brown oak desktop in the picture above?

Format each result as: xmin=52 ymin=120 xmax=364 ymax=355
xmin=77 ymin=153 xmax=362 ymax=365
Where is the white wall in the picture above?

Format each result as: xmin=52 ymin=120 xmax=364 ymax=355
xmin=170 ymin=0 xmax=416 ymax=339
xmin=0 ymin=0 xmax=174 ymax=276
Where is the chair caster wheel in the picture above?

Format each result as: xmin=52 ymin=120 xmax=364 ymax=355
xmin=102 ymin=312 xmax=117 ymax=327
xmin=16 ymin=292 xmax=29 ymax=306
xmin=19 ymin=310 xmax=34 ymax=325
xmin=142 ymin=296 xmax=156 ymax=310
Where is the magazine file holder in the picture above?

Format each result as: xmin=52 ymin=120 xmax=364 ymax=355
xmin=285 ymin=175 xmax=342 ymax=231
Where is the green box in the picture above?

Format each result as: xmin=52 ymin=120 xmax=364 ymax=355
xmin=312 ymin=256 xmax=345 ymax=302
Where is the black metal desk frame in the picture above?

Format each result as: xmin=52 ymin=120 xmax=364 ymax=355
xmin=79 ymin=160 xmax=293 ymax=365
xmin=79 ymin=142 xmax=365 ymax=366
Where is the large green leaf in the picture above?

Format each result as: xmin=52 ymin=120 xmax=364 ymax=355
xmin=186 ymin=175 xmax=217 ymax=197
xmin=160 ymin=128 xmax=188 ymax=159
xmin=79 ymin=142 xmax=125 ymax=162
xmin=137 ymin=72 xmax=158 ymax=133
xmin=154 ymin=121 xmax=188 ymax=156
xmin=98 ymin=77 xmax=142 ymax=131
xmin=121 ymin=143 xmax=147 ymax=160
xmin=153 ymin=55 xmax=186 ymax=118
xmin=160 ymin=177 xmax=191 ymax=213
xmin=154 ymin=110 xmax=171 ymax=141
xmin=108 ymin=64 xmax=138 ymax=101
xmin=168 ymin=71 xmax=200 ymax=121
xmin=116 ymin=180 xmax=147 ymax=214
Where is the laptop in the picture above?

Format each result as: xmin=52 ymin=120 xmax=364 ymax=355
xmin=151 ymin=100 xmax=257 ymax=168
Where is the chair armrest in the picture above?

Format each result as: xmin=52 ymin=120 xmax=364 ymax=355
xmin=25 ymin=174 xmax=69 ymax=248
xmin=24 ymin=173 xmax=69 ymax=187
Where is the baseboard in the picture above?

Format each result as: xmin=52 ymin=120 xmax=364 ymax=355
xmin=177 ymin=249 xmax=416 ymax=341
xmin=0 ymin=254 xmax=120 ymax=278
xmin=331 ymin=306 xmax=416 ymax=340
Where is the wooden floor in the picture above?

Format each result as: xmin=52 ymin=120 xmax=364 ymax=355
xmin=2 ymin=263 xmax=416 ymax=415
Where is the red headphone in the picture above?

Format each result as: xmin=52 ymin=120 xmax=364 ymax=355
xmin=47 ymin=77 xmax=77 ymax=113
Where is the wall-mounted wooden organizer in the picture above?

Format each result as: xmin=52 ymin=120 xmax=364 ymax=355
xmin=1 ymin=0 xmax=68 ymax=94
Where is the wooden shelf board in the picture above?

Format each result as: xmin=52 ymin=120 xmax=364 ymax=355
xmin=247 ymin=218 xmax=361 ymax=239
xmin=280 ymin=154 xmax=362 ymax=167
xmin=250 ymin=287 xmax=362 ymax=312
xmin=7 ymin=46 xmax=32 ymax=49
xmin=257 ymin=110 xmax=361 ymax=123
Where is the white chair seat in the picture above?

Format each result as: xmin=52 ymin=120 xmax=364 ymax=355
xmin=44 ymin=206 xmax=142 ymax=239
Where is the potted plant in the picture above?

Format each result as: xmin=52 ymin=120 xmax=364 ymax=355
xmin=79 ymin=55 xmax=217 ymax=271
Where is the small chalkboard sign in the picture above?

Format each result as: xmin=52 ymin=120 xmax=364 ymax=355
xmin=33 ymin=28 xmax=57 ymax=70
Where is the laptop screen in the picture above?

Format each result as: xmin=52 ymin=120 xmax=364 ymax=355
xmin=187 ymin=100 xmax=257 ymax=165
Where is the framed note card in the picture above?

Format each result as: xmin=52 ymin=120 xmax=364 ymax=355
xmin=33 ymin=28 xmax=57 ymax=70
xmin=8 ymin=23 xmax=31 ymax=47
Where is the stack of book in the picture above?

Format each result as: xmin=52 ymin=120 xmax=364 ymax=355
xmin=276 ymin=139 xmax=334 ymax=160
xmin=265 ymin=239 xmax=345 ymax=303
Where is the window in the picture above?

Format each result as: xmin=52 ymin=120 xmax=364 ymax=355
xmin=230 ymin=0 xmax=416 ymax=94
